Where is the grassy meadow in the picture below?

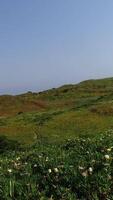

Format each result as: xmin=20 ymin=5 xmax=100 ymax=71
xmin=1 ymin=77 xmax=113 ymax=199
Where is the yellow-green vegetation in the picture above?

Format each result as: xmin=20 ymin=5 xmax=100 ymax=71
xmin=1 ymin=77 xmax=113 ymax=199
xmin=1 ymin=77 xmax=113 ymax=144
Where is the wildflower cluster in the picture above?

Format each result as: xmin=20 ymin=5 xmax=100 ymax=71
xmin=0 ymin=132 xmax=113 ymax=199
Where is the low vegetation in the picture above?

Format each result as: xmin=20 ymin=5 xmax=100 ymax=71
xmin=1 ymin=77 xmax=113 ymax=199
xmin=1 ymin=131 xmax=113 ymax=199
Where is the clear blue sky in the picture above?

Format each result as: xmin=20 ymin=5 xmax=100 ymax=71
xmin=1 ymin=0 xmax=113 ymax=94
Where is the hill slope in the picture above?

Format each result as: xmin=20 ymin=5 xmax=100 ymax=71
xmin=1 ymin=77 xmax=113 ymax=143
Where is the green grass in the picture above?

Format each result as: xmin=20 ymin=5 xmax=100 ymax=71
xmin=1 ymin=77 xmax=113 ymax=199
xmin=1 ymin=131 xmax=113 ymax=199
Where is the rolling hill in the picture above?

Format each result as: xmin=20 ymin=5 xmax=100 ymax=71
xmin=1 ymin=77 xmax=113 ymax=144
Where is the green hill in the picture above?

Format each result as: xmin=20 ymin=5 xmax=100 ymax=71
xmin=1 ymin=77 xmax=113 ymax=144
xmin=1 ymin=77 xmax=113 ymax=199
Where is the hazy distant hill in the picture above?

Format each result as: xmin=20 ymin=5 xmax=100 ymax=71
xmin=1 ymin=77 xmax=113 ymax=143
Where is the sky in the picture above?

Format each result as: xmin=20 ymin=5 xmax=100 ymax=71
xmin=1 ymin=0 xmax=113 ymax=94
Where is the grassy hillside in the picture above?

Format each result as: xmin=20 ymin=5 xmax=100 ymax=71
xmin=1 ymin=77 xmax=113 ymax=199
xmin=1 ymin=77 xmax=113 ymax=144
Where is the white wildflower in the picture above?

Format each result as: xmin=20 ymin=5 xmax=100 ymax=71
xmin=46 ymin=157 xmax=49 ymax=162
xmin=105 ymin=155 xmax=110 ymax=160
xmin=54 ymin=168 xmax=59 ymax=173
xmin=48 ymin=169 xmax=52 ymax=173
xmin=107 ymin=148 xmax=112 ymax=152
xmin=8 ymin=169 xmax=12 ymax=173
xmin=34 ymin=164 xmax=37 ymax=168
xmin=88 ymin=167 xmax=93 ymax=174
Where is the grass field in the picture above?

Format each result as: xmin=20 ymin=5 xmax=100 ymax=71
xmin=1 ymin=131 xmax=113 ymax=199
xmin=1 ymin=77 xmax=113 ymax=199
xmin=1 ymin=77 xmax=113 ymax=144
